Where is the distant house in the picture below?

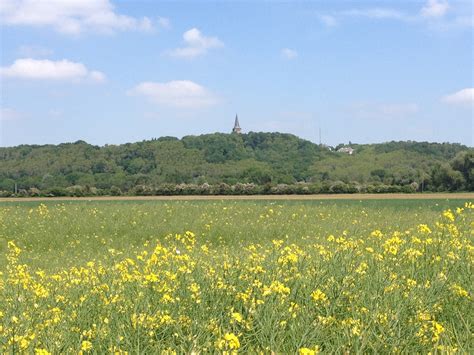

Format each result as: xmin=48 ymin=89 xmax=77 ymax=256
xmin=337 ymin=146 xmax=354 ymax=155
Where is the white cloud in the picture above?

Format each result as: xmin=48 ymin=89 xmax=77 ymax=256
xmin=0 ymin=0 xmax=153 ymax=35
xmin=351 ymin=102 xmax=419 ymax=119
xmin=442 ymin=88 xmax=474 ymax=105
xmin=128 ymin=80 xmax=218 ymax=108
xmin=421 ymin=0 xmax=449 ymax=18
xmin=281 ymin=48 xmax=298 ymax=60
xmin=342 ymin=8 xmax=408 ymax=20
xmin=166 ymin=28 xmax=224 ymax=58
xmin=157 ymin=16 xmax=171 ymax=29
xmin=317 ymin=1 xmax=466 ymax=29
xmin=0 ymin=58 xmax=106 ymax=83
xmin=316 ymin=8 xmax=411 ymax=29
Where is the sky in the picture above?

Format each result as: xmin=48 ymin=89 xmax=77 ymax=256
xmin=0 ymin=0 xmax=473 ymax=147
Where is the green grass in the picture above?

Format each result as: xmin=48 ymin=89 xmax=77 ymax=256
xmin=0 ymin=198 xmax=469 ymax=271
xmin=0 ymin=199 xmax=472 ymax=353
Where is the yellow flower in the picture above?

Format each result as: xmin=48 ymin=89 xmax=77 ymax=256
xmin=417 ymin=320 xmax=445 ymax=344
xmin=289 ymin=302 xmax=300 ymax=318
xmin=370 ymin=230 xmax=383 ymax=238
xmin=442 ymin=209 xmax=455 ymax=222
xmin=262 ymin=281 xmax=290 ymax=297
xmin=417 ymin=224 xmax=432 ymax=234
xmin=311 ymin=289 xmax=329 ymax=305
xmin=216 ymin=332 xmax=240 ymax=350
xmin=404 ymin=248 xmax=423 ymax=261
xmin=355 ymin=262 xmax=368 ymax=275
xmin=81 ymin=340 xmax=93 ymax=351
xmin=224 ymin=332 xmax=240 ymax=349
xmin=299 ymin=346 xmax=320 ymax=355
xmin=231 ymin=312 xmax=243 ymax=323
xmin=20 ymin=338 xmax=30 ymax=350
xmin=451 ymin=284 xmax=469 ymax=298
xmin=406 ymin=279 xmax=417 ymax=288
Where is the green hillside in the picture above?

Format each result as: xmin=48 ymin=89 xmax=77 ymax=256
xmin=0 ymin=132 xmax=472 ymax=196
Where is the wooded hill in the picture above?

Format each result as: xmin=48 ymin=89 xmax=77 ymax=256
xmin=0 ymin=132 xmax=472 ymax=196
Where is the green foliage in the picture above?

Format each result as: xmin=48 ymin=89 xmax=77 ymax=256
xmin=0 ymin=133 xmax=472 ymax=195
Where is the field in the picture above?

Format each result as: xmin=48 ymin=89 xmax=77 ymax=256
xmin=0 ymin=197 xmax=473 ymax=353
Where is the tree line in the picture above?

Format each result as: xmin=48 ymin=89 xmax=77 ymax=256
xmin=0 ymin=132 xmax=472 ymax=196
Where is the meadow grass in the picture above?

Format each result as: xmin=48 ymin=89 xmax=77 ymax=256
xmin=0 ymin=199 xmax=473 ymax=353
xmin=0 ymin=199 xmax=469 ymax=270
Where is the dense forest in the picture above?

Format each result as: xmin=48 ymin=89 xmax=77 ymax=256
xmin=0 ymin=132 xmax=472 ymax=196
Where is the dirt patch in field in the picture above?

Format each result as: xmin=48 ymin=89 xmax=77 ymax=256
xmin=0 ymin=193 xmax=473 ymax=202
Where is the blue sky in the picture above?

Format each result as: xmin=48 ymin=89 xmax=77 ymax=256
xmin=1 ymin=0 xmax=472 ymax=147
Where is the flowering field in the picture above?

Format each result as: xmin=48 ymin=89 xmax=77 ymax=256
xmin=0 ymin=199 xmax=473 ymax=353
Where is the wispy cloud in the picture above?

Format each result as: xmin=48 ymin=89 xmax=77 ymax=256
xmin=157 ymin=16 xmax=171 ymax=30
xmin=442 ymin=88 xmax=474 ymax=105
xmin=317 ymin=0 xmax=468 ymax=29
xmin=341 ymin=8 xmax=409 ymax=21
xmin=318 ymin=6 xmax=411 ymax=27
xmin=166 ymin=28 xmax=224 ymax=59
xmin=0 ymin=0 xmax=154 ymax=35
xmin=421 ymin=0 xmax=449 ymax=18
xmin=1 ymin=58 xmax=106 ymax=83
xmin=281 ymin=48 xmax=298 ymax=60
xmin=128 ymin=80 xmax=218 ymax=109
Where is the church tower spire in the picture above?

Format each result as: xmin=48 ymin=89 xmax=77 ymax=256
xmin=232 ymin=114 xmax=242 ymax=134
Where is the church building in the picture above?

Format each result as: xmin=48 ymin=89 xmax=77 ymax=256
xmin=232 ymin=115 xmax=242 ymax=134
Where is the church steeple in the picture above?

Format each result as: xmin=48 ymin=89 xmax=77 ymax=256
xmin=232 ymin=114 xmax=242 ymax=134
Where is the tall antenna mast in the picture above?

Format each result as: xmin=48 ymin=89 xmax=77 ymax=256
xmin=319 ymin=127 xmax=322 ymax=145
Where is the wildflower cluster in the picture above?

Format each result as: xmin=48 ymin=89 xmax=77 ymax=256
xmin=0 ymin=201 xmax=472 ymax=353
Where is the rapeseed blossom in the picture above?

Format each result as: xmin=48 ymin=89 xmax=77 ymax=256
xmin=0 ymin=201 xmax=472 ymax=353
xmin=81 ymin=340 xmax=93 ymax=351
xmin=216 ymin=332 xmax=240 ymax=350
xmin=299 ymin=346 xmax=320 ymax=355
xmin=311 ymin=289 xmax=329 ymax=305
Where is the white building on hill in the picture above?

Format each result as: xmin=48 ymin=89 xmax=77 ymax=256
xmin=337 ymin=147 xmax=354 ymax=155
